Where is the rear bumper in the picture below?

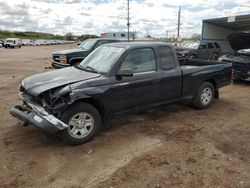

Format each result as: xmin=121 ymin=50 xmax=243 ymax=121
xmin=10 ymin=96 xmax=68 ymax=135
xmin=52 ymin=61 xmax=69 ymax=69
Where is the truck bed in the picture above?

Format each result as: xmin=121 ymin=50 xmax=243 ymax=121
xmin=179 ymin=58 xmax=227 ymax=67
xmin=178 ymin=58 xmax=232 ymax=101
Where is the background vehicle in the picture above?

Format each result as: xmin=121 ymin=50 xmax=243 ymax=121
xmin=51 ymin=38 xmax=120 ymax=68
xmin=176 ymin=41 xmax=222 ymax=60
xmin=10 ymin=42 xmax=232 ymax=145
xmin=5 ymin=38 xmax=22 ymax=48
xmin=219 ymin=32 xmax=250 ymax=81
xmin=21 ymin=39 xmax=34 ymax=46
xmin=0 ymin=39 xmax=5 ymax=47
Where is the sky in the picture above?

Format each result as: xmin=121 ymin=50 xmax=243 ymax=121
xmin=0 ymin=0 xmax=249 ymax=38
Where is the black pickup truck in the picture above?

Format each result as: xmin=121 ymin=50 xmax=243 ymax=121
xmin=10 ymin=42 xmax=232 ymax=145
xmin=52 ymin=38 xmax=119 ymax=68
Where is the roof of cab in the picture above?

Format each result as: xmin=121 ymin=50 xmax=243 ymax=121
xmin=104 ymin=42 xmax=170 ymax=49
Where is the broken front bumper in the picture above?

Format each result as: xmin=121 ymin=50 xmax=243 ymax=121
xmin=9 ymin=94 xmax=68 ymax=135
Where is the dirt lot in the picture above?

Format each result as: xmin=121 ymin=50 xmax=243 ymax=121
xmin=0 ymin=45 xmax=250 ymax=188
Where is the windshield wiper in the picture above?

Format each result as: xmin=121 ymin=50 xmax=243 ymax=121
xmin=81 ymin=65 xmax=99 ymax=73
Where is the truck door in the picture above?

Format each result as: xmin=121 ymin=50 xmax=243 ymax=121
xmin=159 ymin=46 xmax=182 ymax=102
xmin=197 ymin=42 xmax=209 ymax=59
xmin=111 ymin=48 xmax=162 ymax=112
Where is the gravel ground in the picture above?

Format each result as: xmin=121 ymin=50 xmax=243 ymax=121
xmin=0 ymin=44 xmax=249 ymax=188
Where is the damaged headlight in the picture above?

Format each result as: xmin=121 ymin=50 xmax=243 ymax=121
xmin=39 ymin=85 xmax=72 ymax=109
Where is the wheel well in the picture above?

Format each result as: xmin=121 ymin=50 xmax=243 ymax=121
xmin=204 ymin=79 xmax=219 ymax=98
xmin=73 ymin=98 xmax=107 ymax=123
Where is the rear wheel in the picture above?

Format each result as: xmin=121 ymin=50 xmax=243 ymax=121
xmin=60 ymin=102 xmax=102 ymax=145
xmin=192 ymin=82 xmax=215 ymax=109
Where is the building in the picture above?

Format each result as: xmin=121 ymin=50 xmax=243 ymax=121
xmin=201 ymin=14 xmax=250 ymax=53
xmin=101 ymin=32 xmax=137 ymax=40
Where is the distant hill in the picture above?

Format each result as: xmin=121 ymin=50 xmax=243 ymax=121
xmin=0 ymin=30 xmax=99 ymax=41
xmin=0 ymin=30 xmax=64 ymax=40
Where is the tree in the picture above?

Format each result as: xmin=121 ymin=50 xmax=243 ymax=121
xmin=191 ymin=33 xmax=201 ymax=41
xmin=65 ymin=32 xmax=73 ymax=40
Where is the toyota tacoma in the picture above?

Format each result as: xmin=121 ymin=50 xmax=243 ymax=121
xmin=10 ymin=42 xmax=232 ymax=145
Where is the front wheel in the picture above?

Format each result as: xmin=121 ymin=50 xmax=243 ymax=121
xmin=60 ymin=102 xmax=102 ymax=145
xmin=192 ymin=82 xmax=215 ymax=109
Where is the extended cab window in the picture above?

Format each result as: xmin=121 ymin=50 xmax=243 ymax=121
xmin=159 ymin=46 xmax=175 ymax=70
xmin=120 ymin=48 xmax=156 ymax=73
xmin=214 ymin=42 xmax=220 ymax=48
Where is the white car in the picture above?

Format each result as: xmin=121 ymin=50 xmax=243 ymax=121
xmin=5 ymin=38 xmax=22 ymax=48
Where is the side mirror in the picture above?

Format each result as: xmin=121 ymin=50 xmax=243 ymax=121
xmin=116 ymin=69 xmax=134 ymax=78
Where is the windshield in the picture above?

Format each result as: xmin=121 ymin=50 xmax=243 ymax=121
xmin=79 ymin=39 xmax=97 ymax=50
xmin=6 ymin=40 xmax=14 ymax=43
xmin=182 ymin=42 xmax=199 ymax=49
xmin=79 ymin=46 xmax=125 ymax=74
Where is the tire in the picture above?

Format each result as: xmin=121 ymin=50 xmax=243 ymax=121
xmin=192 ymin=82 xmax=215 ymax=109
xmin=59 ymin=102 xmax=102 ymax=145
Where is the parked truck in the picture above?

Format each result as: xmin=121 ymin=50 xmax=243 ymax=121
xmin=51 ymin=38 xmax=119 ymax=68
xmin=176 ymin=41 xmax=222 ymax=60
xmin=10 ymin=42 xmax=232 ymax=145
xmin=5 ymin=38 xmax=22 ymax=48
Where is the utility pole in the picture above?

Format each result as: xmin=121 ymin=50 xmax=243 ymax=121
xmin=166 ymin=30 xmax=169 ymax=41
xmin=127 ymin=0 xmax=130 ymax=42
xmin=177 ymin=7 xmax=181 ymax=40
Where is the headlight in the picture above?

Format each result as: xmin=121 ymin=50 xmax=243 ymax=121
xmin=54 ymin=55 xmax=67 ymax=64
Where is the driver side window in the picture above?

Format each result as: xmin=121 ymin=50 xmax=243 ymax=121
xmin=199 ymin=43 xmax=207 ymax=49
xmin=120 ymin=48 xmax=156 ymax=73
xmin=94 ymin=40 xmax=108 ymax=49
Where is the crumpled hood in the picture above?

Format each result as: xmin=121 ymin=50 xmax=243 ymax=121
xmin=22 ymin=67 xmax=100 ymax=96
xmin=220 ymin=54 xmax=250 ymax=64
xmin=53 ymin=48 xmax=89 ymax=55
xmin=228 ymin=32 xmax=250 ymax=51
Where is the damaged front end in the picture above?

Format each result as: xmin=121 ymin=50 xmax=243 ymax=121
xmin=10 ymin=84 xmax=71 ymax=135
